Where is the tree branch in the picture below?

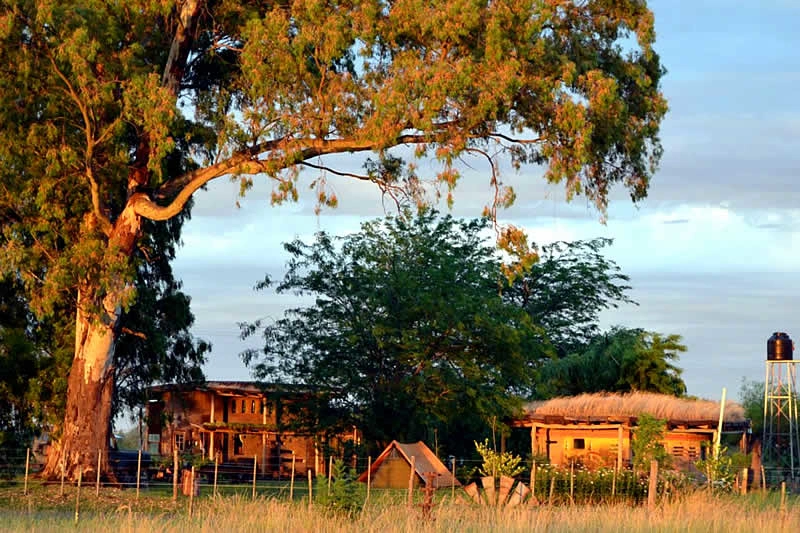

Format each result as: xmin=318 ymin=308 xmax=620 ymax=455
xmin=489 ymin=132 xmax=544 ymax=145
xmin=121 ymin=327 xmax=148 ymax=340
xmin=134 ymin=134 xmax=428 ymax=221
xmin=299 ymin=161 xmax=371 ymax=181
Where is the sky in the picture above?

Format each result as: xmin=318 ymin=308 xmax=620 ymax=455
xmin=171 ymin=0 xmax=800 ymax=404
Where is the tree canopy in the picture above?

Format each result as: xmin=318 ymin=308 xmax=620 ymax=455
xmin=536 ymin=326 xmax=687 ymax=398
xmin=0 ymin=0 xmax=667 ymax=477
xmin=504 ymin=238 xmax=635 ymax=357
xmin=242 ymin=211 xmax=547 ymax=453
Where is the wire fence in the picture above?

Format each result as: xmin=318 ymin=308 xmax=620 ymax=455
xmin=0 ymin=448 xmax=781 ymax=509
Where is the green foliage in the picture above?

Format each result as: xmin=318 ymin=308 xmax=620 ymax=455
xmin=537 ymin=327 xmax=687 ymax=399
xmin=695 ymin=446 xmax=737 ymax=492
xmin=0 ymin=277 xmax=39 ymax=446
xmin=739 ymin=378 xmax=764 ymax=436
xmin=504 ymin=239 xmax=635 ymax=357
xmin=315 ymin=460 xmax=363 ymax=518
xmin=114 ymin=426 xmax=141 ymax=451
xmin=242 ymin=211 xmax=546 ymax=454
xmin=631 ymin=414 xmax=670 ymax=473
xmin=474 ymin=439 xmax=525 ymax=479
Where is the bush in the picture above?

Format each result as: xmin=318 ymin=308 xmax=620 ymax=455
xmin=315 ymin=459 xmax=363 ymax=517
xmin=474 ymin=439 xmax=525 ymax=479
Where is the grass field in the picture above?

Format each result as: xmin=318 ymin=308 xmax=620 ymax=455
xmin=1 ymin=480 xmax=798 ymax=532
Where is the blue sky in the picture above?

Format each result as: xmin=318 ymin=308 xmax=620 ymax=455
xmin=172 ymin=0 xmax=800 ymax=403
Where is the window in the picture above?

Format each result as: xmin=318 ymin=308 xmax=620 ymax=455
xmin=251 ymin=400 xmax=256 ymax=414
xmin=573 ymin=438 xmax=586 ymax=450
xmin=241 ymin=399 xmax=246 ymax=413
xmin=175 ymin=433 xmax=185 ymax=451
xmin=231 ymin=399 xmax=236 ymax=413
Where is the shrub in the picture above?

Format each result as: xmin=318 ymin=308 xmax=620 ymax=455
xmin=315 ymin=459 xmax=363 ymax=517
xmin=474 ymin=439 xmax=525 ymax=479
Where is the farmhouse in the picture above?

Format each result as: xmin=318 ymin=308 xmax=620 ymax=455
xmin=512 ymin=392 xmax=750 ymax=470
xmin=145 ymin=381 xmax=349 ymax=477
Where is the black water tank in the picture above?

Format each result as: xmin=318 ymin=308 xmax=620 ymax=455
xmin=767 ymin=332 xmax=794 ymax=361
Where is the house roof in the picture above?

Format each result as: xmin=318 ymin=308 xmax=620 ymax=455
xmin=357 ymin=440 xmax=461 ymax=488
xmin=148 ymin=381 xmax=318 ymax=397
xmin=515 ymin=392 xmax=748 ymax=430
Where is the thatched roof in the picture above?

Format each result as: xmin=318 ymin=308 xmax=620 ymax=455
xmin=518 ymin=392 xmax=746 ymax=428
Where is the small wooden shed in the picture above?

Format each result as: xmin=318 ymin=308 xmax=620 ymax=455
xmin=512 ymin=392 xmax=750 ymax=470
xmin=358 ymin=441 xmax=461 ymax=488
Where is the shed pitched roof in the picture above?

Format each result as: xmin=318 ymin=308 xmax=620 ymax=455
xmin=358 ymin=440 xmax=461 ymax=488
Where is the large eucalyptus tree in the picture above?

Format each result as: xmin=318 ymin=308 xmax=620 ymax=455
xmin=0 ymin=0 xmax=667 ymax=478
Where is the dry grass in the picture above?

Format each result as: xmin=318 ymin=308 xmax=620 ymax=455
xmin=523 ymin=392 xmax=745 ymax=423
xmin=0 ymin=491 xmax=796 ymax=532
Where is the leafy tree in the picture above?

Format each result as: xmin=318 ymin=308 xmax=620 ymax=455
xmin=631 ymin=413 xmax=670 ymax=473
xmin=242 ymin=211 xmax=547 ymax=454
xmin=738 ymin=378 xmax=764 ymax=437
xmin=504 ymin=238 xmax=635 ymax=357
xmin=0 ymin=0 xmax=667 ymax=478
xmin=536 ymin=327 xmax=687 ymax=398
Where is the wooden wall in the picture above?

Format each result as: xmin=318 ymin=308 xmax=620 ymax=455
xmin=532 ymin=425 xmax=713 ymax=470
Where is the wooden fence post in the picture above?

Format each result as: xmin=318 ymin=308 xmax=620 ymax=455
xmin=612 ymin=456 xmax=618 ymax=499
xmin=780 ymin=481 xmax=786 ymax=513
xmin=136 ymin=449 xmax=142 ymax=500
xmin=23 ymin=447 xmax=30 ymax=496
xmin=407 ymin=456 xmax=416 ymax=507
xmin=450 ymin=457 xmax=455 ymax=500
xmin=366 ymin=456 xmax=372 ymax=504
xmin=648 ymin=460 xmax=658 ymax=508
xmin=569 ymin=461 xmax=574 ymax=505
xmin=59 ymin=447 xmax=66 ymax=498
xmin=252 ymin=454 xmax=258 ymax=501
xmin=307 ymin=470 xmax=313 ymax=510
xmin=95 ymin=449 xmax=101 ymax=496
xmin=740 ymin=468 xmax=748 ymax=495
xmin=213 ymin=453 xmax=219 ymax=498
xmin=328 ymin=456 xmax=333 ymax=495
xmin=548 ymin=476 xmax=555 ymax=506
xmin=74 ymin=466 xmax=82 ymax=524
xmin=188 ymin=466 xmax=195 ymax=517
xmin=172 ymin=449 xmax=178 ymax=502
xmin=290 ymin=453 xmax=296 ymax=501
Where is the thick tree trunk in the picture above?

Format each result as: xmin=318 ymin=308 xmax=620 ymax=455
xmin=42 ymin=208 xmax=141 ymax=481
xmin=42 ymin=307 xmax=118 ymax=481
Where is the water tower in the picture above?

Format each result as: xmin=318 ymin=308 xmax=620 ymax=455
xmin=762 ymin=332 xmax=800 ymax=480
